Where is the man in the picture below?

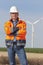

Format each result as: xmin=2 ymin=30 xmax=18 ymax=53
xmin=4 ymin=6 xmax=28 ymax=65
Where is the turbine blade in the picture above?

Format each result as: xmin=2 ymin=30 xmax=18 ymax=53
xmin=33 ymin=19 xmax=40 ymax=24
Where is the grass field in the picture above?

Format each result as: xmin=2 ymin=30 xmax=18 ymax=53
xmin=0 ymin=48 xmax=43 ymax=53
xmin=0 ymin=48 xmax=43 ymax=65
xmin=0 ymin=52 xmax=43 ymax=65
xmin=25 ymin=48 xmax=43 ymax=53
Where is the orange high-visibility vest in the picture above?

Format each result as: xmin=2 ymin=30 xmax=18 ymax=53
xmin=4 ymin=19 xmax=26 ymax=40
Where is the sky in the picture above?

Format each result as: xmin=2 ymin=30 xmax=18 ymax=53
xmin=0 ymin=0 xmax=43 ymax=48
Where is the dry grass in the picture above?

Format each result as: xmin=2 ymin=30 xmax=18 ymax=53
xmin=0 ymin=52 xmax=43 ymax=65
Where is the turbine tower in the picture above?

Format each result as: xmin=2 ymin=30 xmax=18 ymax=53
xmin=27 ymin=19 xmax=40 ymax=48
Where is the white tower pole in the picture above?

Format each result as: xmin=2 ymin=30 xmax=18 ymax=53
xmin=31 ymin=19 xmax=40 ymax=48
xmin=32 ymin=24 xmax=34 ymax=48
xmin=28 ymin=20 xmax=40 ymax=48
xmin=27 ymin=18 xmax=43 ymax=48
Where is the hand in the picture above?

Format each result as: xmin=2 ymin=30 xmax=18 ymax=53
xmin=16 ymin=24 xmax=22 ymax=30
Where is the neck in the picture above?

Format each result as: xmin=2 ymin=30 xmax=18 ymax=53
xmin=12 ymin=19 xmax=16 ymax=22
xmin=10 ymin=18 xmax=19 ymax=22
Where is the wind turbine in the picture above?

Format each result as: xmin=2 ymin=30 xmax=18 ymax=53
xmin=27 ymin=19 xmax=40 ymax=48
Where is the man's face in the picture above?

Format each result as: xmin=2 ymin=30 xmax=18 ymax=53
xmin=10 ymin=13 xmax=19 ymax=21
